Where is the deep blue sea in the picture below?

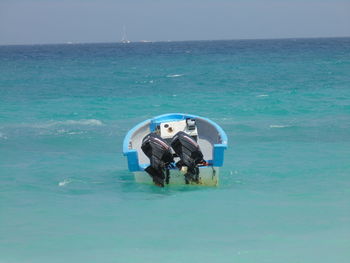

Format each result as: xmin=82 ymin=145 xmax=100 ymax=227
xmin=1 ymin=38 xmax=350 ymax=263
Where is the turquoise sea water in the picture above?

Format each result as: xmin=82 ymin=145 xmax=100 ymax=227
xmin=1 ymin=38 xmax=350 ymax=262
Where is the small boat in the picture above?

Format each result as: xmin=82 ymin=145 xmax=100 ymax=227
xmin=121 ymin=25 xmax=131 ymax=44
xmin=123 ymin=113 xmax=228 ymax=186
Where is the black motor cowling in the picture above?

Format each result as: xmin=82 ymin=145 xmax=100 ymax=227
xmin=170 ymin=131 xmax=205 ymax=183
xmin=141 ymin=133 xmax=174 ymax=187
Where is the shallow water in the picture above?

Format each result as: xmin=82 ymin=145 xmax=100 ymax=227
xmin=1 ymin=38 xmax=350 ymax=262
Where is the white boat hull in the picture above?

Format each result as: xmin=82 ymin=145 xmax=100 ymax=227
xmin=133 ymin=167 xmax=220 ymax=186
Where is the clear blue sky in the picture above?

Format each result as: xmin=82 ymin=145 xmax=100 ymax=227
xmin=0 ymin=0 xmax=349 ymax=45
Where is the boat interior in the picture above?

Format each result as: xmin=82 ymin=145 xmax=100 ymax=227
xmin=128 ymin=116 xmax=224 ymax=165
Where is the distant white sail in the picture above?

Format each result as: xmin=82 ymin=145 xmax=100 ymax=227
xmin=121 ymin=26 xmax=131 ymax=43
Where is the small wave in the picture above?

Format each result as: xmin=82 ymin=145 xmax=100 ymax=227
xmin=67 ymin=131 xmax=84 ymax=135
xmin=166 ymin=74 xmax=184 ymax=78
xmin=36 ymin=119 xmax=104 ymax=128
xmin=55 ymin=129 xmax=85 ymax=135
xmin=0 ymin=132 xmax=8 ymax=140
xmin=58 ymin=179 xmax=71 ymax=187
xmin=61 ymin=119 xmax=103 ymax=126
xmin=57 ymin=129 xmax=67 ymax=134
xmin=269 ymin=125 xmax=290 ymax=128
xmin=256 ymin=94 xmax=269 ymax=97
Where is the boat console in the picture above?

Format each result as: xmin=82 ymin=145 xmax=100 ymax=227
xmin=158 ymin=118 xmax=198 ymax=141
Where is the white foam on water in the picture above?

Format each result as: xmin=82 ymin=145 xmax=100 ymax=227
xmin=57 ymin=129 xmax=67 ymax=134
xmin=67 ymin=131 xmax=84 ymax=135
xmin=0 ymin=132 xmax=8 ymax=140
xmin=15 ymin=119 xmax=104 ymax=129
xmin=55 ymin=129 xmax=85 ymax=135
xmin=256 ymin=94 xmax=269 ymax=97
xmin=37 ymin=119 xmax=104 ymax=128
xmin=166 ymin=74 xmax=184 ymax=78
xmin=62 ymin=119 xmax=103 ymax=126
xmin=269 ymin=124 xmax=290 ymax=128
xmin=58 ymin=179 xmax=71 ymax=187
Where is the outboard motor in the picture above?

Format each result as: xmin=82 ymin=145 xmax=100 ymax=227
xmin=141 ymin=133 xmax=174 ymax=187
xmin=171 ymin=131 xmax=205 ymax=184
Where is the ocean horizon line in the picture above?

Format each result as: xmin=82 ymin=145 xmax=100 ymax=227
xmin=1 ymin=35 xmax=350 ymax=47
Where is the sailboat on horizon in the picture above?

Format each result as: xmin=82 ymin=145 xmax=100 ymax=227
xmin=121 ymin=26 xmax=131 ymax=44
